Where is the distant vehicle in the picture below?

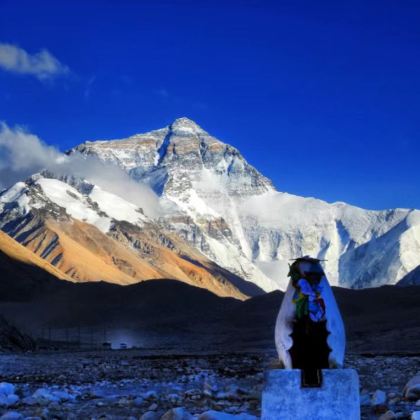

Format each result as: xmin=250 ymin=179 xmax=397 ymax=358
xmin=119 ymin=343 xmax=128 ymax=350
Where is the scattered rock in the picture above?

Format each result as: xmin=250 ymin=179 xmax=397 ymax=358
xmin=161 ymin=407 xmax=194 ymax=420
xmin=0 ymin=383 xmax=15 ymax=396
xmin=0 ymin=383 xmax=19 ymax=407
xmin=372 ymin=390 xmax=387 ymax=406
xmin=379 ymin=411 xmax=397 ymax=420
xmin=167 ymin=393 xmax=182 ymax=404
xmin=360 ymin=393 xmax=370 ymax=406
xmin=0 ymin=351 xmax=419 ymax=419
xmin=144 ymin=390 xmax=159 ymax=400
xmin=148 ymin=402 xmax=158 ymax=411
xmin=0 ymin=412 xmax=23 ymax=420
xmin=24 ymin=387 xmax=75 ymax=406
xmin=404 ymin=374 xmax=420 ymax=400
xmin=0 ymin=394 xmax=19 ymax=407
xmin=54 ymin=389 xmax=74 ymax=402
xmin=372 ymin=389 xmax=388 ymax=412
xmin=389 ymin=397 xmax=401 ymax=405
xmin=117 ymin=396 xmax=131 ymax=407
xmin=198 ymin=411 xmax=257 ymax=419
xmin=134 ymin=396 xmax=145 ymax=406
xmin=185 ymin=388 xmax=203 ymax=400
xmin=140 ymin=411 xmax=160 ymax=420
xmin=31 ymin=388 xmax=60 ymax=405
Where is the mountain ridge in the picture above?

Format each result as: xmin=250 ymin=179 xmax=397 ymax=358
xmin=0 ymin=172 xmax=262 ymax=299
xmin=1 ymin=117 xmax=419 ymax=292
xmin=68 ymin=117 xmax=420 ymax=290
xmin=1 ymin=275 xmax=419 ymax=353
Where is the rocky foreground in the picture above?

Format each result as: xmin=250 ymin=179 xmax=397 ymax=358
xmin=0 ymin=351 xmax=419 ymax=419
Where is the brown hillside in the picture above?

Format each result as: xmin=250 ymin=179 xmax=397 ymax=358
xmin=5 ymin=212 xmax=253 ymax=299
xmin=0 ymin=230 xmax=70 ymax=281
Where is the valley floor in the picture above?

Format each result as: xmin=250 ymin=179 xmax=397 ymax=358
xmin=0 ymin=350 xmax=419 ymax=419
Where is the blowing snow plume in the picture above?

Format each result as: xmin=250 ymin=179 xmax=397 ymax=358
xmin=0 ymin=123 xmax=160 ymax=217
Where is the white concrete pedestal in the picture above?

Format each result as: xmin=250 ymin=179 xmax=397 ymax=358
xmin=261 ymin=369 xmax=360 ymax=420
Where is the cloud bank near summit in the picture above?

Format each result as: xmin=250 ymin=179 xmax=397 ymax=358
xmin=0 ymin=123 xmax=160 ymax=217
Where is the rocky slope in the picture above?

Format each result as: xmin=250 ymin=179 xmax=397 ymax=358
xmin=0 ymin=174 xmax=261 ymax=299
xmin=69 ymin=117 xmax=420 ymax=291
xmin=0 ymin=230 xmax=70 ymax=282
xmin=0 ymin=230 xmax=72 ymax=301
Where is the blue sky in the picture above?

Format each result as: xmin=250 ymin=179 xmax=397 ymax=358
xmin=0 ymin=0 xmax=419 ymax=210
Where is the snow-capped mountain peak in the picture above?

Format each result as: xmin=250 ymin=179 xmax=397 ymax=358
xmin=169 ymin=117 xmax=207 ymax=135
xmin=2 ymin=118 xmax=419 ymax=293
xmin=66 ymin=119 xmax=420 ymax=292
xmin=70 ymin=117 xmax=274 ymax=198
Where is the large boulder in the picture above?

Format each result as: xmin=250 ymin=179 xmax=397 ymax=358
xmin=404 ymin=374 xmax=420 ymax=401
xmin=0 ymin=383 xmax=19 ymax=407
xmin=161 ymin=408 xmax=194 ymax=420
xmin=198 ymin=411 xmax=257 ymax=420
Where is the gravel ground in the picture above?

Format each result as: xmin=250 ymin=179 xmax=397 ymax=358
xmin=0 ymin=350 xmax=419 ymax=419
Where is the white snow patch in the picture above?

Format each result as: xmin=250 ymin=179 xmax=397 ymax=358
xmin=0 ymin=182 xmax=30 ymax=213
xmin=36 ymin=178 xmax=111 ymax=232
xmin=89 ymin=186 xmax=147 ymax=226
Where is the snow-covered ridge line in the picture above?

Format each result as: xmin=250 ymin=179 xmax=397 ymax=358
xmin=0 ymin=174 xmax=148 ymax=234
xmin=66 ymin=117 xmax=420 ymax=291
xmin=2 ymin=117 xmax=420 ymax=292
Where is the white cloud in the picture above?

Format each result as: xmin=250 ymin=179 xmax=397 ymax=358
xmin=0 ymin=123 xmax=63 ymax=181
xmin=0 ymin=123 xmax=161 ymax=217
xmin=52 ymin=153 xmax=161 ymax=217
xmin=0 ymin=43 xmax=69 ymax=80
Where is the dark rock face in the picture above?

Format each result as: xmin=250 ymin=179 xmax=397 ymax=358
xmin=0 ymin=316 xmax=35 ymax=352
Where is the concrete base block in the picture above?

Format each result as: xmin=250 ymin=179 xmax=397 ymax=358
xmin=262 ymin=369 xmax=360 ymax=420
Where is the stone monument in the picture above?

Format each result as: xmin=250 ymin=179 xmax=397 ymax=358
xmin=262 ymin=256 xmax=360 ymax=420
